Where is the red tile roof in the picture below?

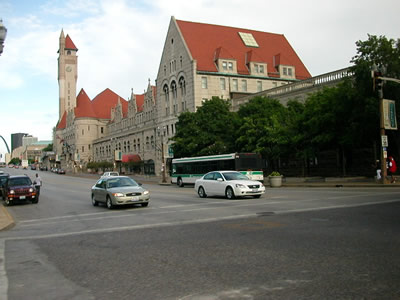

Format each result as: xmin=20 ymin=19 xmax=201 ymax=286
xmin=56 ymin=111 xmax=67 ymax=130
xmin=91 ymin=88 xmax=128 ymax=119
xmin=135 ymin=94 xmax=145 ymax=112
xmin=176 ymin=19 xmax=311 ymax=80
xmin=65 ymin=34 xmax=78 ymax=50
xmin=75 ymin=89 xmax=97 ymax=118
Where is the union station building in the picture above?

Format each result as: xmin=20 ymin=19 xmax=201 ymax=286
xmin=54 ymin=16 xmax=311 ymax=175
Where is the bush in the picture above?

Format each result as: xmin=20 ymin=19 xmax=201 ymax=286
xmin=269 ymin=171 xmax=281 ymax=176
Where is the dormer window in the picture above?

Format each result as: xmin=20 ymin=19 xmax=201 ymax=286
xmin=222 ymin=61 xmax=227 ymax=71
xmin=228 ymin=62 xmax=233 ymax=71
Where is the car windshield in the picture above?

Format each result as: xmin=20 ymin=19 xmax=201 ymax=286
xmin=222 ymin=172 xmax=249 ymax=181
xmin=107 ymin=177 xmax=138 ymax=188
xmin=9 ymin=177 xmax=32 ymax=186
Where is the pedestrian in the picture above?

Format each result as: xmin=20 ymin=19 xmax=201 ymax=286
xmin=387 ymin=156 xmax=397 ymax=183
xmin=33 ymin=173 xmax=42 ymax=197
xmin=373 ymin=159 xmax=382 ymax=181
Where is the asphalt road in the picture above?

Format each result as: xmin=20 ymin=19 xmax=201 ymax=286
xmin=0 ymin=168 xmax=400 ymax=299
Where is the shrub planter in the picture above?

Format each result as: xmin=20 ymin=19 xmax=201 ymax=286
xmin=269 ymin=175 xmax=283 ymax=187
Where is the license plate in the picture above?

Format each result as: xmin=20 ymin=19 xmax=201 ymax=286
xmin=130 ymin=197 xmax=139 ymax=201
xmin=252 ymin=189 xmax=258 ymax=193
xmin=20 ymin=196 xmax=26 ymax=199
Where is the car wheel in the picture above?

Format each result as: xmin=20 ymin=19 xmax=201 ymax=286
xmin=141 ymin=202 xmax=149 ymax=207
xmin=32 ymin=198 xmax=39 ymax=204
xmin=177 ymin=177 xmax=184 ymax=187
xmin=4 ymin=197 xmax=10 ymax=206
xmin=225 ymin=187 xmax=235 ymax=199
xmin=253 ymin=195 xmax=262 ymax=198
xmin=198 ymin=186 xmax=207 ymax=198
xmin=91 ymin=194 xmax=99 ymax=206
xmin=106 ymin=196 xmax=114 ymax=209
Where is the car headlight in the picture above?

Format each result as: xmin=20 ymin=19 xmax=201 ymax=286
xmin=29 ymin=188 xmax=34 ymax=193
xmin=235 ymin=184 xmax=246 ymax=188
xmin=112 ymin=193 xmax=124 ymax=197
xmin=143 ymin=190 xmax=149 ymax=195
xmin=9 ymin=190 xmax=15 ymax=194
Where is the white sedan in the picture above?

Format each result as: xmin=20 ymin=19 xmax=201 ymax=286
xmin=194 ymin=171 xmax=265 ymax=199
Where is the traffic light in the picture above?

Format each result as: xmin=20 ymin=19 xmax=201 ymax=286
xmin=373 ymin=71 xmax=383 ymax=91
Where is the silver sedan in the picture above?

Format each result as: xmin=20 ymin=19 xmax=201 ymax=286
xmin=91 ymin=176 xmax=150 ymax=209
xmin=194 ymin=171 xmax=265 ymax=199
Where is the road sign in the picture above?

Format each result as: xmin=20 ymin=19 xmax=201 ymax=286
xmin=381 ymin=135 xmax=388 ymax=147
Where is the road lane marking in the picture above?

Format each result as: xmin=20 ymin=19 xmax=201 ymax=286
xmin=4 ymin=198 xmax=400 ymax=241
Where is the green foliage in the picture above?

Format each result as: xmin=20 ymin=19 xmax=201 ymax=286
xmin=9 ymin=158 xmax=21 ymax=165
xmin=236 ymin=96 xmax=290 ymax=167
xmin=269 ymin=171 xmax=281 ymax=176
xmin=42 ymin=143 xmax=53 ymax=152
xmin=86 ymin=161 xmax=114 ymax=171
xmin=171 ymin=97 xmax=239 ymax=157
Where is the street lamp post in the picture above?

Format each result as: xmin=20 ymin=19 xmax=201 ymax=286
xmin=0 ymin=19 xmax=8 ymax=56
xmin=157 ymin=126 xmax=167 ymax=183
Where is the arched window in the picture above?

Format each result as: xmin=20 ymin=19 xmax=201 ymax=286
xmin=171 ymin=81 xmax=177 ymax=100
xmin=163 ymin=84 xmax=169 ymax=103
xmin=133 ymin=139 xmax=137 ymax=152
xmin=179 ymin=77 xmax=186 ymax=96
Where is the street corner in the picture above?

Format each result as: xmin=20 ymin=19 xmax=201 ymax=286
xmin=0 ymin=204 xmax=15 ymax=231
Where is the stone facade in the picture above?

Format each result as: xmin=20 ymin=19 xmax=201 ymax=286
xmin=54 ymin=17 xmax=310 ymax=176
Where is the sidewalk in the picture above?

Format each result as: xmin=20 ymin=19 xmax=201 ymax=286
xmin=1 ymin=174 xmax=399 ymax=232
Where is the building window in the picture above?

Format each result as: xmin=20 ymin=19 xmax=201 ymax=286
xmin=180 ymin=56 xmax=183 ymax=68
xmin=82 ymin=129 xmax=84 ymax=136
xmin=220 ymin=78 xmax=226 ymax=90
xmin=201 ymin=77 xmax=208 ymax=89
xmin=288 ymin=68 xmax=293 ymax=76
xmin=82 ymin=146 xmax=84 ymax=152
xmin=232 ymin=79 xmax=238 ymax=91
xmin=222 ymin=61 xmax=227 ymax=71
xmin=283 ymin=67 xmax=288 ymax=76
xmin=259 ymin=65 xmax=264 ymax=73
xmin=241 ymin=80 xmax=247 ymax=92
xmin=257 ymin=81 xmax=262 ymax=92
xmin=101 ymin=127 xmax=104 ymax=134
xmin=254 ymin=64 xmax=259 ymax=73
xmin=228 ymin=62 xmax=233 ymax=71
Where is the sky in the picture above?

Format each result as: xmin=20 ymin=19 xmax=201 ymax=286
xmin=1 ymin=0 xmax=400 ymax=161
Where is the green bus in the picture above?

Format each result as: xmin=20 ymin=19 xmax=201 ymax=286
xmin=171 ymin=153 xmax=264 ymax=187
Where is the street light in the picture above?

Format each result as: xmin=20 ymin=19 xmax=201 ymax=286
xmin=0 ymin=19 xmax=8 ymax=56
xmin=157 ymin=126 xmax=167 ymax=183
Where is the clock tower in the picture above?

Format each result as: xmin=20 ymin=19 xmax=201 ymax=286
xmin=58 ymin=30 xmax=78 ymax=120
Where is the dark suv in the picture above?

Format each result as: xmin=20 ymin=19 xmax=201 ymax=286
xmin=0 ymin=173 xmax=10 ymax=199
xmin=3 ymin=175 xmax=38 ymax=206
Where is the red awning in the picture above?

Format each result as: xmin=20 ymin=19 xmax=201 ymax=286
xmin=122 ymin=154 xmax=141 ymax=163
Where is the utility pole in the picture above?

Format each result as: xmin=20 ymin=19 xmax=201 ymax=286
xmin=372 ymin=64 xmax=400 ymax=184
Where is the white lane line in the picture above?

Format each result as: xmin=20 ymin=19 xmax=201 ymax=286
xmin=0 ymin=239 xmax=8 ymax=300
xmin=7 ymin=198 xmax=400 ymax=241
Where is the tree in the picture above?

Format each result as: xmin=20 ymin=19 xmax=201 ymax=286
xmin=351 ymin=34 xmax=400 ymax=160
xmin=42 ymin=143 xmax=53 ymax=152
xmin=171 ymin=97 xmax=239 ymax=158
xmin=236 ymin=96 xmax=289 ymax=170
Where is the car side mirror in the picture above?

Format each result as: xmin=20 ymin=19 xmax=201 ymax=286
xmin=217 ymin=178 xmax=223 ymax=182
xmin=138 ymin=182 xmax=143 ymax=186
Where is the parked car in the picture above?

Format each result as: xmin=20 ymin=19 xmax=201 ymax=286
xmin=194 ymin=171 xmax=265 ymax=199
xmin=30 ymin=165 xmax=36 ymax=170
xmin=2 ymin=175 xmax=38 ymax=206
xmin=57 ymin=169 xmax=66 ymax=174
xmin=91 ymin=176 xmax=149 ymax=209
xmin=101 ymin=171 xmax=119 ymax=178
xmin=0 ymin=173 xmax=10 ymax=199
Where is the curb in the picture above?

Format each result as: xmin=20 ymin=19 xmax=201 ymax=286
xmin=0 ymin=205 xmax=15 ymax=231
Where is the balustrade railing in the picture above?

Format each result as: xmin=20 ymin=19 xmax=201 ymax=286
xmin=265 ymin=67 xmax=353 ymax=97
